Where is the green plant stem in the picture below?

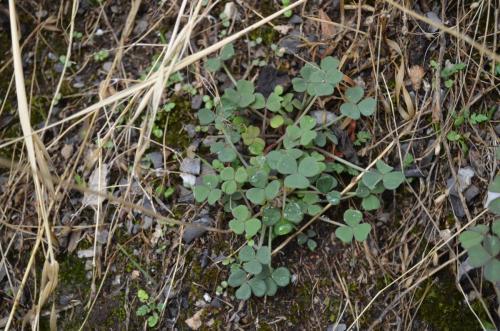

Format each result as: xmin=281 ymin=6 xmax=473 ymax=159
xmin=222 ymin=63 xmax=237 ymax=86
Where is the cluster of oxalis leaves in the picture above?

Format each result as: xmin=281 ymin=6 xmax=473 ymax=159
xmin=191 ymin=49 xmax=405 ymax=300
xmin=458 ymin=175 xmax=500 ymax=283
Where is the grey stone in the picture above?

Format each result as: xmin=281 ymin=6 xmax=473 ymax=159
xmin=180 ymin=158 xmax=201 ymax=175
xmin=191 ymin=95 xmax=203 ymax=109
xmin=182 ymin=216 xmax=213 ymax=243
xmin=464 ymin=185 xmax=480 ymax=203
xmin=146 ymin=152 xmax=163 ymax=169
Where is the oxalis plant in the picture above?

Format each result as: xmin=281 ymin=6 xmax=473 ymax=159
xmin=458 ymin=175 xmax=500 ymax=283
xmin=191 ymin=50 xmax=405 ymax=300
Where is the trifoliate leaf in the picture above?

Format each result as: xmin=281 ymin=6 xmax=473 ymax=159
xmin=232 ymin=205 xmax=250 ymax=221
xmin=272 ymin=267 xmax=291 ymax=287
xmin=256 ymin=246 xmax=271 ymax=264
xmin=383 ymin=172 xmax=405 ymax=190
xmin=235 ymin=283 xmax=251 ymax=300
xmin=243 ymin=260 xmax=262 ymax=275
xmin=246 ymin=188 xmax=266 ymax=205
xmin=228 ymin=268 xmax=247 ymax=287
xmin=344 ymin=209 xmax=362 ymax=226
xmin=284 ymin=174 xmax=310 ymax=189
xmin=336 ymin=226 xmax=353 ymax=243
xmin=248 ymin=278 xmax=267 ymax=297
xmin=326 ymin=191 xmax=341 ymax=205
xmin=239 ymin=245 xmax=256 ymax=262
xmin=345 ymin=86 xmax=364 ymax=103
xmin=353 ymin=223 xmax=372 ymax=241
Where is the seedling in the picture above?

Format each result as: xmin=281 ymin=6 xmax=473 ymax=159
xmin=297 ymin=229 xmax=318 ymax=251
xmin=94 ymin=49 xmax=109 ymax=62
xmin=136 ymin=289 xmax=164 ymax=328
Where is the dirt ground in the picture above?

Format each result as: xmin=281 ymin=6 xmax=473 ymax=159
xmin=0 ymin=0 xmax=499 ymax=330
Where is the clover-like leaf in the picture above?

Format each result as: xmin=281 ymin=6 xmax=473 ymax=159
xmin=248 ymin=278 xmax=267 ymax=297
xmin=229 ymin=219 xmax=245 ymax=234
xmin=468 ymin=245 xmax=491 ymax=267
xmin=316 ymin=174 xmax=337 ymax=193
xmin=459 ymin=230 xmax=485 ymax=249
xmin=243 ymin=260 xmax=262 ymax=275
xmin=340 ymin=86 xmax=377 ymax=120
xmin=274 ymin=220 xmax=294 ymax=236
xmin=284 ymin=174 xmax=309 ymax=189
xmin=284 ymin=202 xmax=304 ymax=224
xmin=232 ymin=205 xmax=250 ymax=221
xmin=376 ymin=160 xmax=393 ymax=174
xmin=344 ymin=209 xmax=362 ymax=226
xmin=345 ymin=86 xmax=364 ymax=103
xmin=484 ymin=259 xmax=500 ymax=282
xmin=193 ymin=185 xmax=210 ymax=202
xmin=298 ymin=157 xmax=321 ymax=177
xmin=326 ymin=190 xmax=341 ymax=205
xmin=262 ymin=207 xmax=281 ymax=226
xmin=382 ymin=171 xmax=405 ymax=190
xmin=235 ymin=283 xmax=252 ymax=300
xmin=245 ymin=218 xmax=262 ymax=237
xmin=228 ymin=268 xmax=247 ymax=287
xmin=362 ymin=195 xmax=380 ymax=211
xmin=362 ymin=171 xmax=382 ymax=190
xmin=197 ymin=108 xmax=215 ymax=125
xmin=265 ymin=278 xmax=278 ymax=296
xmin=239 ymin=245 xmax=255 ymax=262
xmin=353 ymin=223 xmax=372 ymax=241
xmin=256 ymin=246 xmax=271 ymax=264
xmin=265 ymin=180 xmax=281 ymax=200
xmin=235 ymin=167 xmax=248 ymax=183
xmin=246 ymin=188 xmax=266 ymax=205
xmin=277 ymin=154 xmax=297 ymax=174
xmin=336 ymin=226 xmax=354 ymax=243
xmin=272 ymin=267 xmax=291 ymax=287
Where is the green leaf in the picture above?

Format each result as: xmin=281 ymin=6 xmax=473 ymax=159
xmin=492 ymin=220 xmax=500 ymax=237
xmin=193 ymin=185 xmax=209 ymax=202
xmin=459 ymin=230 xmax=485 ymax=249
xmin=336 ymin=226 xmax=354 ymax=243
xmin=138 ymin=289 xmax=149 ymax=303
xmin=326 ymin=191 xmax=341 ymax=205
xmin=376 ymin=160 xmax=393 ymax=174
xmin=202 ymin=175 xmax=219 ymax=189
xmin=136 ymin=305 xmax=149 ymax=316
xmin=274 ymin=220 xmax=294 ymax=236
xmin=219 ymin=43 xmax=234 ymax=60
xmin=362 ymin=170 xmax=382 ymax=189
xmin=284 ymin=174 xmax=310 ymax=189
xmin=232 ymin=205 xmax=250 ymax=220
xmin=243 ymin=260 xmax=263 ymax=275
xmin=229 ymin=219 xmax=245 ymax=234
xmin=300 ymin=116 xmax=316 ymax=130
xmin=300 ymin=130 xmax=317 ymax=146
xmin=340 ymin=102 xmax=360 ymax=120
xmin=320 ymin=56 xmax=339 ymax=71
xmin=277 ymin=154 xmax=297 ymax=175
xmin=147 ymin=313 xmax=159 ymax=327
xmin=207 ymin=189 xmax=222 ymax=205
xmin=265 ymin=278 xmax=278 ymax=296
xmin=256 ymin=246 xmax=271 ymax=264
xmin=344 ymin=209 xmax=362 ymax=225
xmin=383 ymin=172 xmax=405 ymax=190
xmin=235 ymin=80 xmax=256 ymax=108
xmin=267 ymin=92 xmax=282 ymax=112
xmin=362 ymin=195 xmax=380 ymax=211
xmin=235 ymin=167 xmax=248 ymax=183
xmin=217 ymin=146 xmax=237 ymax=162
xmin=298 ymin=157 xmax=321 ymax=177
xmin=488 ymin=198 xmax=500 ymax=215
xmin=355 ymin=183 xmax=370 ymax=198
xmin=245 ymin=218 xmax=262 ymax=237
xmin=483 ymin=235 xmax=500 ymax=256
xmin=248 ymin=278 xmax=267 ymax=297
xmin=205 ymin=58 xmax=221 ymax=72
xmin=358 ymin=97 xmax=376 ymax=116
xmin=246 ymin=188 xmax=266 ymax=205
xmin=239 ymin=245 xmax=256 ymax=261
xmin=292 ymin=77 xmax=307 ymax=93
xmin=284 ymin=202 xmax=303 ymax=224
xmin=272 ymin=267 xmax=291 ymax=287
xmin=197 ymin=108 xmax=215 ymax=124
xmin=484 ymin=259 xmax=500 ymax=282
xmin=249 ymin=139 xmax=265 ymax=155
xmin=249 ymin=170 xmax=268 ymax=188
xmin=228 ymin=268 xmax=247 ymax=287
xmin=353 ymin=223 xmax=372 ymax=241
xmin=235 ymin=283 xmax=252 ymax=300
xmin=307 ymin=239 xmax=318 ymax=251
xmin=265 ymin=180 xmax=281 ymax=200
xmin=345 ymin=86 xmax=364 ymax=103
xmin=251 ymin=93 xmax=266 ymax=109
xmin=316 ymin=174 xmax=337 ymax=193
xmin=220 ymin=167 xmax=235 ymax=181
xmin=262 ymin=207 xmax=281 ymax=226
xmin=270 ymin=115 xmax=284 ymax=128
xmin=307 ymin=204 xmax=322 ymax=215
xmin=488 ymin=176 xmax=500 ymax=193
xmin=468 ymin=245 xmax=492 ymax=267
xmin=221 ymin=180 xmax=237 ymax=194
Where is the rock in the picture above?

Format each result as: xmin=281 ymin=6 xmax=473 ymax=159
xmin=191 ymin=95 xmax=203 ymax=109
xmin=424 ymin=12 xmax=441 ymax=33
xmin=255 ymin=65 xmax=291 ymax=97
xmin=102 ymin=61 xmax=112 ymax=72
xmin=184 ymin=124 xmax=197 ymax=138
xmin=180 ymin=158 xmax=201 ymax=175
xmin=326 ymin=323 xmax=347 ymax=331
xmin=182 ymin=216 xmax=212 ymax=243
xmin=142 ymin=216 xmax=153 ymax=230
xmin=146 ymin=152 xmax=163 ymax=169
xmin=278 ymin=35 xmax=301 ymax=55
xmin=96 ymin=229 xmax=108 ymax=244
xmin=133 ymin=19 xmax=148 ymax=36
xmin=77 ymin=249 xmax=94 ymax=258
xmin=447 ymin=167 xmax=475 ymax=196
xmin=178 ymin=186 xmax=194 ymax=203
xmin=288 ymin=15 xmax=303 ymax=24
xmin=180 ymin=173 xmax=196 ymax=187
xmin=464 ymin=185 xmax=480 ymax=203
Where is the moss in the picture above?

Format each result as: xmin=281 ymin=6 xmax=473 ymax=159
xmin=416 ymin=269 xmax=486 ymax=330
xmin=249 ymin=27 xmax=279 ymax=46
xmin=154 ymin=96 xmax=193 ymax=149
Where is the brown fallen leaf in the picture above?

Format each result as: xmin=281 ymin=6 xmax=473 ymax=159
xmin=319 ymin=9 xmax=335 ymax=38
xmin=185 ymin=309 xmax=204 ymax=330
xmin=408 ymin=65 xmax=425 ymax=91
